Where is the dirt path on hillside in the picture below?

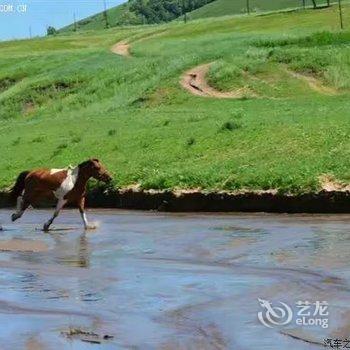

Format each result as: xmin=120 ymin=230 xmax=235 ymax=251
xmin=111 ymin=33 xmax=338 ymax=99
xmin=180 ymin=63 xmax=253 ymax=99
xmin=111 ymin=29 xmax=168 ymax=57
xmin=286 ymin=69 xmax=337 ymax=95
xmin=110 ymin=38 xmax=253 ymax=99
xmin=111 ymin=37 xmax=253 ymax=99
xmin=111 ymin=40 xmax=130 ymax=57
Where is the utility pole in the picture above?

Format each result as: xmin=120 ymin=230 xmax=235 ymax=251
xmin=182 ymin=0 xmax=187 ymax=23
xmin=338 ymin=0 xmax=344 ymax=29
xmin=29 ymin=26 xmax=32 ymax=39
xmin=73 ymin=12 xmax=77 ymax=32
xmin=302 ymin=0 xmax=305 ymax=10
xmin=103 ymin=0 xmax=109 ymax=28
xmin=246 ymin=0 xmax=250 ymax=15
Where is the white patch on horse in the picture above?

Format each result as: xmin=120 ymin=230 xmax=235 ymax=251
xmin=54 ymin=166 xmax=79 ymax=199
xmin=50 ymin=168 xmax=65 ymax=175
xmin=50 ymin=165 xmax=74 ymax=175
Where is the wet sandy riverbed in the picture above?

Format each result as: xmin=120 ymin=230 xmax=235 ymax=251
xmin=0 ymin=209 xmax=350 ymax=349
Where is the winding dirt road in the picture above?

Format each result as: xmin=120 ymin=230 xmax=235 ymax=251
xmin=286 ymin=68 xmax=337 ymax=95
xmin=111 ymin=40 xmax=130 ymax=57
xmin=180 ymin=63 xmax=251 ymax=99
xmin=110 ymin=38 xmax=252 ymax=99
xmin=111 ymin=37 xmax=337 ymax=99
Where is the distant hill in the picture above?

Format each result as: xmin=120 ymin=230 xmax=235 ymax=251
xmin=59 ymin=0 xmax=216 ymax=33
xmin=59 ymin=0 xmax=331 ymax=33
xmin=187 ymin=0 xmax=326 ymax=20
xmin=59 ymin=2 xmax=134 ymax=32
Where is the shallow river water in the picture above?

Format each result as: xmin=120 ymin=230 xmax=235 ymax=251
xmin=0 ymin=209 xmax=349 ymax=349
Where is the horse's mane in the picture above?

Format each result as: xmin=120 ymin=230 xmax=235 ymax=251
xmin=78 ymin=160 xmax=91 ymax=168
xmin=78 ymin=159 xmax=99 ymax=168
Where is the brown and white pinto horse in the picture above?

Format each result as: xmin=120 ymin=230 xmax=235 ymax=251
xmin=11 ymin=159 xmax=112 ymax=231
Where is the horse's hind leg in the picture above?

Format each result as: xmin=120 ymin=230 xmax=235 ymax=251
xmin=11 ymin=194 xmax=29 ymax=222
xmin=43 ymin=198 xmax=67 ymax=232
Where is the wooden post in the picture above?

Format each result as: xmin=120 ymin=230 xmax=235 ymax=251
xmin=182 ymin=0 xmax=187 ymax=23
xmin=246 ymin=0 xmax=250 ymax=14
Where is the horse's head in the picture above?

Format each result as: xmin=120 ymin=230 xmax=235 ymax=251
xmin=81 ymin=158 xmax=112 ymax=183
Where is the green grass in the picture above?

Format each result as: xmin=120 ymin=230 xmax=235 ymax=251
xmin=1 ymin=5 xmax=350 ymax=193
xmin=207 ymin=30 xmax=350 ymax=95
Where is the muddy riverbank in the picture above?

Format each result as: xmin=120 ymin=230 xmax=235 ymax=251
xmin=2 ymin=188 xmax=350 ymax=213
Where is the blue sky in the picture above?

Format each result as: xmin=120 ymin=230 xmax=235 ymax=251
xmin=0 ymin=0 xmax=124 ymax=41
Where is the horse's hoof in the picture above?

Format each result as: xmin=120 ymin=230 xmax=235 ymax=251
xmin=85 ymin=225 xmax=96 ymax=230
xmin=43 ymin=225 xmax=50 ymax=232
xmin=11 ymin=214 xmax=17 ymax=222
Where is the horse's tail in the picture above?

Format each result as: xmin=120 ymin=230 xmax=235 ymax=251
xmin=11 ymin=171 xmax=30 ymax=201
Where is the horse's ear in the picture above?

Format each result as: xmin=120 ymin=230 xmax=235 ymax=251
xmin=88 ymin=158 xmax=101 ymax=169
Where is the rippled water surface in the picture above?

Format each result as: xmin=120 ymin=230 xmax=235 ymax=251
xmin=0 ymin=209 xmax=349 ymax=349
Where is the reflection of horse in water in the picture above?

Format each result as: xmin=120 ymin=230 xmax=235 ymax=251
xmin=51 ymin=232 xmax=90 ymax=268
xmin=11 ymin=159 xmax=112 ymax=231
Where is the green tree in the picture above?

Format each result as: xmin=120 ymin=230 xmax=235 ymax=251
xmin=47 ymin=26 xmax=57 ymax=36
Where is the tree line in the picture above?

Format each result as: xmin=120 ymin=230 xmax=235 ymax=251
xmin=129 ymin=0 xmax=216 ymax=24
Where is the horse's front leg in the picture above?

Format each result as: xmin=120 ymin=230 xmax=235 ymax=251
xmin=43 ymin=198 xmax=67 ymax=232
xmin=78 ymin=197 xmax=95 ymax=230
xmin=78 ymin=197 xmax=88 ymax=229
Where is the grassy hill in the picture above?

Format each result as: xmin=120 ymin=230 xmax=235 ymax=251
xmin=60 ymin=3 xmax=137 ymax=32
xmin=59 ymin=0 xmax=215 ymax=32
xmin=1 ymin=4 xmax=350 ymax=193
xmin=187 ymin=0 xmax=325 ymax=19
xmin=60 ymin=0 xmax=333 ymax=33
